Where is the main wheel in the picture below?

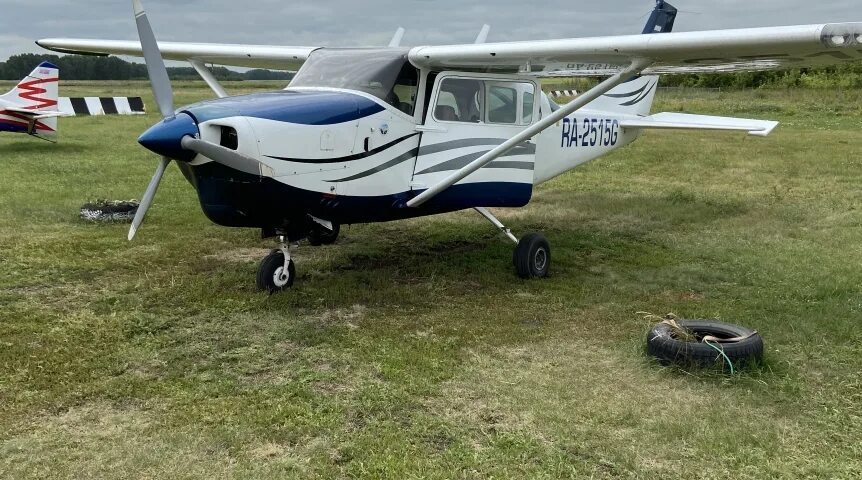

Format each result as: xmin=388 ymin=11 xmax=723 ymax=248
xmin=307 ymin=222 xmax=340 ymax=246
xmin=513 ymin=233 xmax=551 ymax=279
xmin=256 ymin=250 xmax=295 ymax=293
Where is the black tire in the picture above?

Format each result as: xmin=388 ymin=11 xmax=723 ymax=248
xmin=513 ymin=233 xmax=551 ymax=279
xmin=256 ymin=250 xmax=296 ymax=293
xmin=647 ymin=320 xmax=764 ymax=368
xmin=307 ymin=222 xmax=340 ymax=246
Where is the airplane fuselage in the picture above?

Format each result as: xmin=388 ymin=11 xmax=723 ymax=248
xmin=155 ymin=85 xmax=642 ymax=236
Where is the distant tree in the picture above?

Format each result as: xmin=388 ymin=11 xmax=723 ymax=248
xmin=0 ymin=53 xmax=292 ymax=82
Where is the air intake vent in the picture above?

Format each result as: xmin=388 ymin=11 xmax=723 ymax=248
xmin=220 ymin=126 xmax=238 ymax=150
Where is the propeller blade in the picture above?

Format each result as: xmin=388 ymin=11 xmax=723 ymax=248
xmin=133 ymin=0 xmax=174 ymax=118
xmin=128 ymin=157 xmax=170 ymax=241
xmin=180 ymin=137 xmax=273 ymax=177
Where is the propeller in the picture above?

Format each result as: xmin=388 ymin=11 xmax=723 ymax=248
xmin=128 ymin=0 xmax=175 ymax=241
xmin=128 ymin=0 xmax=273 ymax=240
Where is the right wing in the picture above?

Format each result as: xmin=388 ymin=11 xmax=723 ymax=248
xmin=619 ymin=113 xmax=779 ymax=137
xmin=408 ymin=23 xmax=862 ymax=76
xmin=36 ymin=39 xmax=319 ymax=70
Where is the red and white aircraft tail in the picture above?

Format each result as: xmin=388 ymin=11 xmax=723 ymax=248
xmin=0 ymin=62 xmax=61 ymax=141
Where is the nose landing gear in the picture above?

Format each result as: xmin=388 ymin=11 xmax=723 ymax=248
xmin=256 ymin=235 xmax=296 ymax=293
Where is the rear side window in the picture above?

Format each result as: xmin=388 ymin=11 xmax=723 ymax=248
xmin=488 ymin=86 xmax=517 ymax=124
xmin=522 ymin=90 xmax=535 ymax=124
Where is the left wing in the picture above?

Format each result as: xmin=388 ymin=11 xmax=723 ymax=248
xmin=36 ymin=39 xmax=318 ymax=70
xmin=408 ymin=23 xmax=862 ymax=76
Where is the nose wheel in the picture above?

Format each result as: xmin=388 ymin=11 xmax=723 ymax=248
xmin=256 ymin=236 xmax=296 ymax=293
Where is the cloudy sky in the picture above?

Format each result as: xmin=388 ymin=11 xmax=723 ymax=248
xmin=1 ymin=0 xmax=860 ymax=63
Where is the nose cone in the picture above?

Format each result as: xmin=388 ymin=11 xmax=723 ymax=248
xmin=138 ymin=112 xmax=199 ymax=161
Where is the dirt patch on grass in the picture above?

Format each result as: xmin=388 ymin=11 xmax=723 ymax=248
xmin=204 ymin=247 xmax=271 ymax=264
xmin=0 ymin=402 xmax=238 ymax=478
xmin=319 ymin=304 xmax=366 ymax=328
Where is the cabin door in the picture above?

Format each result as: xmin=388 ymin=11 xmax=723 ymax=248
xmin=412 ymin=73 xmax=538 ymax=209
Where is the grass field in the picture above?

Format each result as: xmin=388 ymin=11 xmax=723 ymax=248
xmin=1 ymin=81 xmax=861 ymax=479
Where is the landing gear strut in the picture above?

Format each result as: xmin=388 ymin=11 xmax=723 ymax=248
xmin=308 ymin=221 xmax=340 ymax=246
xmin=475 ymin=207 xmax=551 ymax=279
xmin=256 ymin=235 xmax=296 ymax=293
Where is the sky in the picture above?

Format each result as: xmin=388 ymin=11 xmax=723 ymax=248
xmin=1 ymin=0 xmax=860 ymax=64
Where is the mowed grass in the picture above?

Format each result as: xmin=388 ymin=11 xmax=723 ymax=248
xmin=1 ymin=80 xmax=861 ymax=479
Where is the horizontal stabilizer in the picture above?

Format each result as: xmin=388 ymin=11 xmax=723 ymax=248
xmin=619 ymin=112 xmax=779 ymax=137
xmin=2 ymin=106 xmax=66 ymax=118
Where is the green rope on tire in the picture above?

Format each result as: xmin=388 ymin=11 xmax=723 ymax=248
xmin=704 ymin=340 xmax=735 ymax=375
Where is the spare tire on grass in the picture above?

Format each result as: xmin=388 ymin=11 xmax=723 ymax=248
xmin=80 ymin=200 xmax=140 ymax=223
xmin=647 ymin=319 xmax=763 ymax=370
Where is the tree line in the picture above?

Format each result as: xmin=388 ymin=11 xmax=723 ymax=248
xmin=658 ymin=63 xmax=862 ymax=89
xmin=4 ymin=52 xmax=862 ymax=88
xmin=556 ymin=63 xmax=862 ymax=91
xmin=0 ymin=53 xmax=293 ymax=81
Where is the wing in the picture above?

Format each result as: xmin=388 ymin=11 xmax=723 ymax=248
xmin=619 ymin=113 xmax=779 ymax=137
xmin=408 ymin=23 xmax=862 ymax=76
xmin=36 ymin=39 xmax=318 ymax=71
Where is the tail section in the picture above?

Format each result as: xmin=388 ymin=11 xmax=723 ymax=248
xmin=642 ymin=0 xmax=678 ymax=34
xmin=0 ymin=62 xmax=60 ymax=140
xmin=586 ymin=1 xmax=676 ymax=116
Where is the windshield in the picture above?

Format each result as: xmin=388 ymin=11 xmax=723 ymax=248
xmin=289 ymin=49 xmax=419 ymax=115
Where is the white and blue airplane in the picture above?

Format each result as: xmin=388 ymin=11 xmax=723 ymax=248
xmin=0 ymin=62 xmax=63 ymax=141
xmin=37 ymin=1 xmax=862 ymax=292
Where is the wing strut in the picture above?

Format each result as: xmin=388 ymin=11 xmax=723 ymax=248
xmin=406 ymin=58 xmax=653 ymax=208
xmin=189 ymin=59 xmax=228 ymax=98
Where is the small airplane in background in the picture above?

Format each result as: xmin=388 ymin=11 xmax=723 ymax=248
xmin=0 ymin=62 xmax=64 ymax=141
xmin=35 ymin=0 xmax=862 ymax=292
xmin=0 ymin=62 xmax=147 ymax=141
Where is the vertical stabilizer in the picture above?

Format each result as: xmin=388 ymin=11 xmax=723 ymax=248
xmin=585 ymin=1 xmax=677 ymax=116
xmin=0 ymin=62 xmax=60 ymax=140
xmin=642 ymin=0 xmax=678 ymax=34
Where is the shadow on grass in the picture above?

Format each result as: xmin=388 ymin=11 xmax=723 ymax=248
xmin=0 ymin=140 xmax=95 ymax=154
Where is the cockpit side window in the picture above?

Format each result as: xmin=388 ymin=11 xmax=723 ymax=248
xmin=432 ymin=77 xmax=537 ymax=125
xmin=389 ymin=62 xmax=419 ymax=115
xmin=433 ymin=78 xmax=484 ymax=123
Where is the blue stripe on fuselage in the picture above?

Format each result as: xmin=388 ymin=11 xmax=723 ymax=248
xmin=177 ymin=162 xmax=532 ymax=227
xmin=182 ymin=90 xmax=385 ymax=126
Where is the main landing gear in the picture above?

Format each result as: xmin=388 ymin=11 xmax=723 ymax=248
xmin=307 ymin=221 xmax=340 ymax=246
xmin=475 ymin=207 xmax=551 ymax=279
